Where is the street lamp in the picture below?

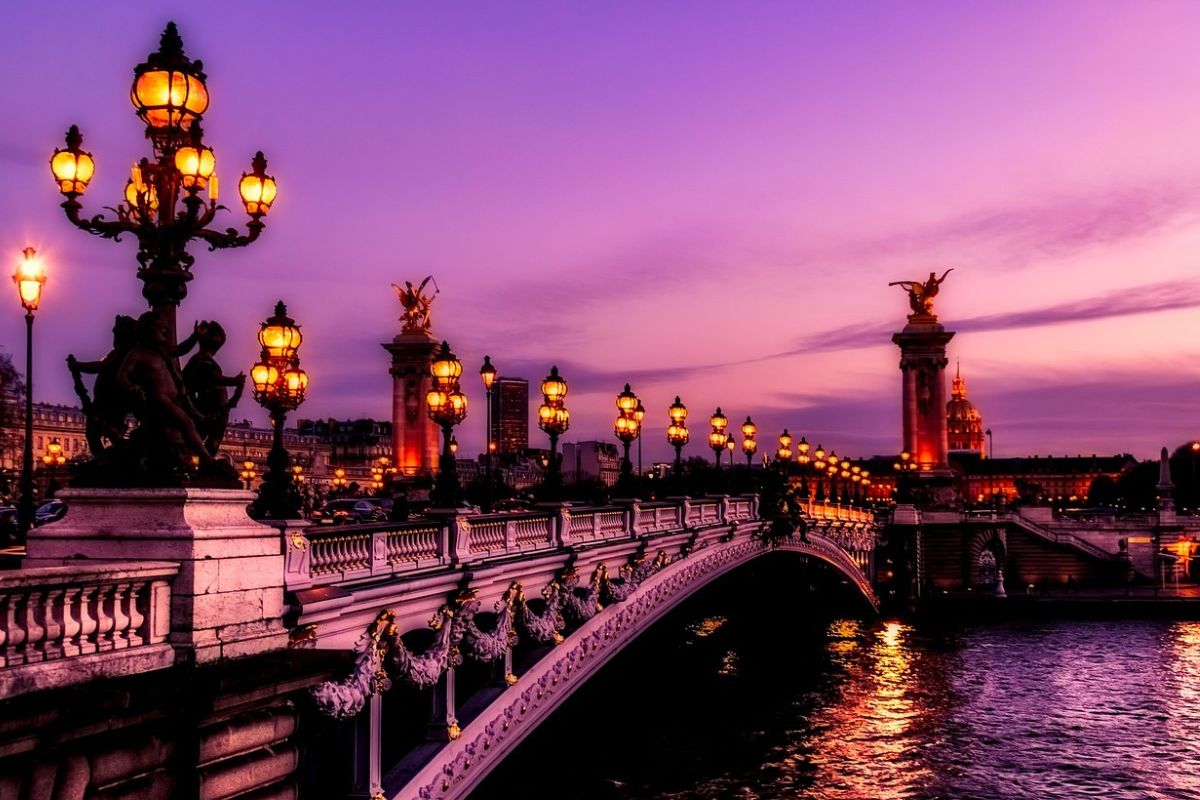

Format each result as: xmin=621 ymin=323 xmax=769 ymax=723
xmin=42 ymin=437 xmax=67 ymax=498
xmin=426 ymin=341 xmax=467 ymax=508
xmin=13 ymin=247 xmax=45 ymax=536
xmin=635 ymin=400 xmax=646 ymax=477
xmin=776 ymin=429 xmax=793 ymax=465
xmin=479 ymin=356 xmax=497 ymax=511
xmin=740 ymin=417 xmax=757 ymax=469
xmin=538 ymin=366 xmax=570 ymax=499
xmin=708 ymin=408 xmax=729 ymax=469
xmin=250 ymin=301 xmax=308 ymax=519
xmin=726 ymin=438 xmax=736 ymax=468
xmin=667 ymin=396 xmax=689 ymax=478
xmin=331 ymin=466 xmax=347 ymax=492
xmin=49 ymin=23 xmax=277 ymax=347
xmin=240 ymin=459 xmax=256 ymax=491
xmin=614 ymin=384 xmax=641 ymax=494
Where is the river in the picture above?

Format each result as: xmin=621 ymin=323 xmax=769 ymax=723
xmin=469 ymin=558 xmax=1200 ymax=800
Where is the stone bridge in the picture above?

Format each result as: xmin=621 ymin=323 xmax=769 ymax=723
xmin=0 ymin=493 xmax=878 ymax=800
xmin=286 ymin=495 xmax=878 ymax=800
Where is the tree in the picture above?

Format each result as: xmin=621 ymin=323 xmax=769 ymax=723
xmin=0 ymin=351 xmax=26 ymax=496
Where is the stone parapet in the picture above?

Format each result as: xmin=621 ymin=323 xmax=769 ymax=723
xmin=24 ymin=488 xmax=289 ymax=665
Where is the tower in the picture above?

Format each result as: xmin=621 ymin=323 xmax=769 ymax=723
xmin=489 ymin=377 xmax=529 ymax=455
xmin=382 ymin=279 xmax=441 ymax=478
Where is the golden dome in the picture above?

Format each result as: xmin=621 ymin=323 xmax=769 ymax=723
xmin=947 ymin=362 xmax=985 ymax=454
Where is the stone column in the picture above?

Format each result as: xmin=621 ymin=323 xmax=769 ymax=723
xmin=382 ymin=331 xmax=440 ymax=478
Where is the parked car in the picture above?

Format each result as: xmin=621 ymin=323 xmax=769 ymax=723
xmin=34 ymin=499 xmax=67 ymax=526
xmin=312 ymin=499 xmax=386 ymax=525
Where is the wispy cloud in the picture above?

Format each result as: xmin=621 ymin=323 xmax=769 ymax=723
xmin=788 ymin=276 xmax=1200 ymax=353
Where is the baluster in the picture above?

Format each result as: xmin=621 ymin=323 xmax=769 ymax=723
xmin=95 ymin=584 xmax=117 ymax=651
xmin=127 ymin=582 xmax=146 ymax=647
xmin=21 ymin=590 xmax=45 ymax=663
xmin=77 ymin=585 xmax=98 ymax=654
xmin=2 ymin=593 xmax=24 ymax=666
xmin=40 ymin=588 xmax=65 ymax=660
xmin=60 ymin=587 xmax=82 ymax=657
xmin=110 ymin=583 xmax=130 ymax=649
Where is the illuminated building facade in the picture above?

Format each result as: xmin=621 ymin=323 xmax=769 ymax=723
xmin=490 ymin=377 xmax=529 ymax=455
xmin=946 ymin=363 xmax=985 ymax=456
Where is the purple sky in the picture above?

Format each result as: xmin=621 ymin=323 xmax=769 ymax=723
xmin=3 ymin=1 xmax=1200 ymax=462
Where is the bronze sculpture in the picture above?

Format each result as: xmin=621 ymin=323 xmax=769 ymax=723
xmin=889 ymin=269 xmax=954 ymax=320
xmin=393 ymin=276 xmax=438 ymax=334
xmin=182 ymin=321 xmax=246 ymax=456
xmin=68 ymin=312 xmax=241 ymax=486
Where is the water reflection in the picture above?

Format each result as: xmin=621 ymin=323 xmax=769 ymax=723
xmin=472 ymin=566 xmax=1200 ymax=800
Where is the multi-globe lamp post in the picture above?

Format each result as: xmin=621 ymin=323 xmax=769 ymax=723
xmin=635 ymin=401 xmax=646 ymax=476
xmin=42 ymin=437 xmax=67 ymax=497
xmin=47 ymin=22 xmax=277 ymax=348
xmin=776 ymin=429 xmax=793 ymax=467
xmin=12 ymin=247 xmax=45 ymax=536
xmin=426 ymin=342 xmax=468 ymax=508
xmin=538 ymin=367 xmax=569 ymax=499
xmin=614 ymin=384 xmax=641 ymax=494
xmin=740 ymin=417 xmax=757 ymax=469
xmin=708 ymin=408 xmax=729 ymax=469
xmin=479 ymin=356 xmax=497 ymax=512
xmin=666 ymin=397 xmax=689 ymax=478
xmin=250 ymin=302 xmax=308 ymax=519
xmin=240 ymin=460 xmax=257 ymax=490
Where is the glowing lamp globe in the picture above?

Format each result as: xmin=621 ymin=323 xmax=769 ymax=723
xmin=710 ymin=408 xmax=728 ymax=432
xmin=175 ymin=141 xmax=216 ymax=189
xmin=49 ymin=126 xmax=95 ymax=196
xmin=541 ymin=366 xmax=567 ymax=402
xmin=258 ymin=301 xmax=302 ymax=360
xmin=668 ymin=397 xmax=687 ymax=424
xmin=13 ymin=248 xmax=46 ymax=313
xmin=239 ymin=152 xmax=278 ymax=216
xmin=616 ymin=384 xmax=638 ymax=414
xmin=130 ymin=24 xmax=209 ymax=130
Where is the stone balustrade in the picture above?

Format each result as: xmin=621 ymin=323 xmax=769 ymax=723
xmin=282 ymin=494 xmax=878 ymax=593
xmin=0 ymin=561 xmax=177 ymax=697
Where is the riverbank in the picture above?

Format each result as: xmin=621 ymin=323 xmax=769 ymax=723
xmin=919 ymin=586 xmax=1200 ymax=622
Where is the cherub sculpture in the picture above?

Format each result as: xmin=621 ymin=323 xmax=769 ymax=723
xmin=182 ymin=321 xmax=246 ymax=456
xmin=68 ymin=314 xmax=138 ymax=454
xmin=889 ymin=269 xmax=954 ymax=319
xmin=392 ymin=275 xmax=439 ymax=333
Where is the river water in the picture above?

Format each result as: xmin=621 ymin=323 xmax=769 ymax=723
xmin=470 ymin=559 xmax=1200 ymax=800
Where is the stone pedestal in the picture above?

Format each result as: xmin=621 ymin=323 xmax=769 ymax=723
xmin=383 ymin=331 xmax=440 ymax=478
xmin=24 ymin=488 xmax=289 ymax=664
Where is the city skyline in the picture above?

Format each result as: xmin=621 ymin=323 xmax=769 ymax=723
xmin=3 ymin=2 xmax=1200 ymax=462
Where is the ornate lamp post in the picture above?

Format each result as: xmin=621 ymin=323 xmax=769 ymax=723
xmin=49 ymin=23 xmax=277 ymax=347
xmin=240 ymin=459 xmax=256 ymax=490
xmin=330 ymin=467 xmax=347 ymax=493
xmin=537 ymin=366 xmax=569 ymax=499
xmin=708 ymin=408 xmax=729 ymax=469
xmin=41 ymin=437 xmax=67 ymax=497
xmin=250 ymin=301 xmax=307 ymax=519
xmin=776 ymin=429 xmax=793 ymax=466
xmin=426 ymin=341 xmax=467 ymax=508
xmin=634 ymin=401 xmax=646 ymax=477
xmin=666 ymin=396 xmax=689 ymax=477
xmin=614 ymin=384 xmax=641 ymax=494
xmin=13 ymin=247 xmax=45 ymax=535
xmin=741 ymin=417 xmax=757 ymax=469
xmin=479 ymin=355 xmax=497 ymax=512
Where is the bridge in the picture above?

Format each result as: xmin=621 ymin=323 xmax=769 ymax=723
xmin=0 ymin=491 xmax=878 ymax=799
xmin=290 ymin=494 xmax=877 ymax=800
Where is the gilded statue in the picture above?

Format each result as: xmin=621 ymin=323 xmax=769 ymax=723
xmin=392 ymin=276 xmax=439 ymax=333
xmin=889 ymin=269 xmax=953 ymax=320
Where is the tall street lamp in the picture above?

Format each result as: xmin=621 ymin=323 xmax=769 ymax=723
xmin=426 ymin=341 xmax=467 ymax=508
xmin=479 ymin=355 xmax=497 ymax=512
xmin=812 ymin=444 xmax=827 ymax=501
xmin=614 ymin=384 xmax=641 ymax=495
xmin=667 ymin=396 xmax=689 ymax=478
xmin=741 ymin=417 xmax=757 ymax=469
xmin=48 ymin=23 xmax=277 ymax=348
xmin=708 ymin=408 xmax=729 ymax=469
xmin=776 ymin=429 xmax=793 ymax=467
xmin=250 ymin=301 xmax=308 ymax=519
xmin=538 ymin=366 xmax=569 ymax=499
xmin=13 ymin=247 xmax=45 ymax=536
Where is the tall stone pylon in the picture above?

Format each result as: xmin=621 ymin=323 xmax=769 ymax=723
xmin=890 ymin=270 xmax=956 ymax=475
xmin=382 ymin=279 xmax=442 ymax=478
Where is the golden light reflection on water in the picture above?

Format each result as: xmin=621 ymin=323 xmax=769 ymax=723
xmin=804 ymin=618 xmax=933 ymax=800
xmin=1162 ymin=622 xmax=1200 ymax=797
xmin=687 ymin=616 xmax=728 ymax=638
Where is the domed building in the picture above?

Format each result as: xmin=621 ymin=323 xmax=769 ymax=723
xmin=947 ymin=362 xmax=986 ymax=456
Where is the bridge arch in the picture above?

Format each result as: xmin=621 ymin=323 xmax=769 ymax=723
xmin=390 ymin=529 xmax=875 ymax=800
